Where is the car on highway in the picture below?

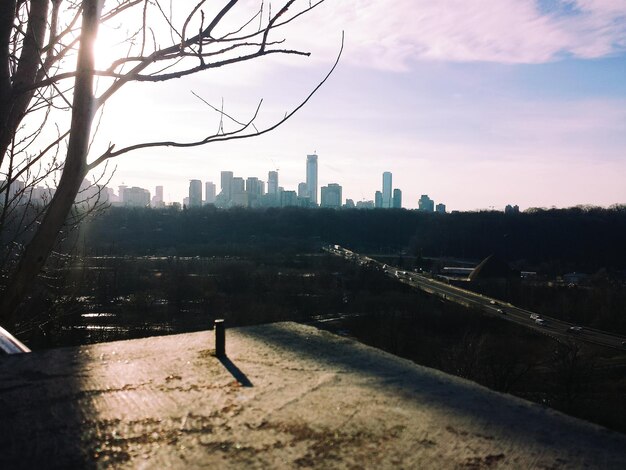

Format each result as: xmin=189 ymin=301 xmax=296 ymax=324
xmin=530 ymin=313 xmax=540 ymax=320
xmin=535 ymin=318 xmax=547 ymax=326
xmin=568 ymin=326 xmax=583 ymax=333
xmin=496 ymin=309 xmax=505 ymax=314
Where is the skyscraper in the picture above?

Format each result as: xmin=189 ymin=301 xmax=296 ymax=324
xmin=320 ymin=183 xmax=342 ymax=209
xmin=123 ymin=187 xmax=150 ymax=207
xmin=151 ymin=185 xmax=164 ymax=207
xmin=418 ymin=194 xmax=435 ymax=212
xmin=382 ymin=171 xmax=392 ymax=208
xmin=297 ymin=182 xmax=308 ymax=198
xmin=189 ymin=179 xmax=202 ymax=207
xmin=393 ymin=188 xmax=402 ymax=208
xmin=220 ymin=171 xmax=234 ymax=201
xmin=436 ymin=203 xmax=446 ymax=214
xmin=246 ymin=177 xmax=262 ymax=196
xmin=375 ymin=190 xmax=383 ymax=208
xmin=306 ymin=154 xmax=318 ymax=205
xmin=118 ymin=184 xmax=127 ymax=203
xmin=205 ymin=182 xmax=216 ymax=204
xmin=232 ymin=177 xmax=245 ymax=194
xmin=268 ymin=171 xmax=278 ymax=195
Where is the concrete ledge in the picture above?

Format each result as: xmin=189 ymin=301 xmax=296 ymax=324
xmin=1 ymin=322 xmax=625 ymax=468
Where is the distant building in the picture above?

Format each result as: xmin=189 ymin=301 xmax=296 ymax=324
xmin=152 ymin=185 xmax=164 ymax=207
xmin=0 ymin=179 xmax=7 ymax=204
xmin=28 ymin=186 xmax=53 ymax=206
xmin=188 ymin=179 xmax=202 ymax=207
xmin=436 ymin=203 xmax=446 ymax=214
xmin=375 ymin=191 xmax=383 ymax=208
xmin=392 ymin=188 xmax=402 ymax=208
xmin=344 ymin=199 xmax=355 ymax=209
xmin=205 ymin=182 xmax=216 ymax=204
xmin=320 ymin=183 xmax=342 ymax=209
xmin=280 ymin=190 xmax=298 ymax=207
xmin=268 ymin=171 xmax=279 ymax=195
xmin=9 ymin=180 xmax=25 ymax=203
xmin=246 ymin=177 xmax=263 ymax=196
xmin=505 ymin=204 xmax=520 ymax=214
xmin=306 ymin=154 xmax=318 ymax=205
xmin=231 ymin=177 xmax=245 ymax=194
xmin=76 ymin=178 xmax=107 ymax=209
xmin=356 ymin=200 xmax=375 ymax=209
xmin=382 ymin=172 xmax=392 ymax=208
xmin=220 ymin=171 xmax=234 ymax=201
xmin=418 ymin=194 xmax=434 ymax=212
xmin=231 ymin=191 xmax=249 ymax=207
xmin=123 ymin=186 xmax=150 ymax=207
xmin=118 ymin=184 xmax=127 ymax=204
xmin=262 ymin=186 xmax=280 ymax=207
xmin=298 ymin=182 xmax=308 ymax=198
xmin=0 ymin=179 xmax=27 ymax=205
xmin=106 ymin=187 xmax=118 ymax=203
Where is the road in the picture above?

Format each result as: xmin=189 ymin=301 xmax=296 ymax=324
xmin=325 ymin=245 xmax=626 ymax=351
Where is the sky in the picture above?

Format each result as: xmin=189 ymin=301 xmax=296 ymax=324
xmin=90 ymin=0 xmax=626 ymax=211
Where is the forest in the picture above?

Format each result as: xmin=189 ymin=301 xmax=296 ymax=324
xmin=78 ymin=204 xmax=626 ymax=274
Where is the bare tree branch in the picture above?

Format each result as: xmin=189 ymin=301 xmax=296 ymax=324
xmin=88 ymin=31 xmax=343 ymax=168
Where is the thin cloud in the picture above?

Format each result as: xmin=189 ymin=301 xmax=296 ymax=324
xmin=295 ymin=0 xmax=626 ymax=68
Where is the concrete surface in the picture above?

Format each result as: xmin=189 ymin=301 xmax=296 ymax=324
xmin=1 ymin=322 xmax=625 ymax=469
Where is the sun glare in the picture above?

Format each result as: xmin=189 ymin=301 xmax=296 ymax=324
xmin=93 ymin=23 xmax=128 ymax=70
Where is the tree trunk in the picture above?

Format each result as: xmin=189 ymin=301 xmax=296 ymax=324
xmin=0 ymin=0 xmax=18 ymax=150
xmin=0 ymin=0 xmax=49 ymax=168
xmin=0 ymin=0 xmax=102 ymax=326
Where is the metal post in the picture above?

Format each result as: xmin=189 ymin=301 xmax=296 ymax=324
xmin=214 ymin=319 xmax=225 ymax=358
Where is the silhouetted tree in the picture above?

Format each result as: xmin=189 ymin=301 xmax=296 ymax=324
xmin=0 ymin=0 xmax=339 ymax=325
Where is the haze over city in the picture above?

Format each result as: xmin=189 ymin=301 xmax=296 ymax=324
xmin=89 ymin=0 xmax=626 ymax=211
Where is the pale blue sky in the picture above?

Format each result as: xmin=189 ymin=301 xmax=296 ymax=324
xmin=91 ymin=0 xmax=626 ymax=210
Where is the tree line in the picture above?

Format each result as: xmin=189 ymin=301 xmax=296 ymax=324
xmin=80 ymin=205 xmax=626 ymax=274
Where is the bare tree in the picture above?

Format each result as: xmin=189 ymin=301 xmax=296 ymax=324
xmin=0 ymin=0 xmax=340 ymax=326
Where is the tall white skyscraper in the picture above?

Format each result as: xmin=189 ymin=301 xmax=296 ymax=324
xmin=306 ymin=154 xmax=318 ymax=205
xmin=268 ymin=171 xmax=278 ymax=195
xmin=382 ymin=171 xmax=392 ymax=208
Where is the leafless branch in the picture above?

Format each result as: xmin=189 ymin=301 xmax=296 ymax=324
xmin=88 ymin=31 xmax=343 ymax=168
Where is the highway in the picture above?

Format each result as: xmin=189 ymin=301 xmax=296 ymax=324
xmin=325 ymin=245 xmax=626 ymax=351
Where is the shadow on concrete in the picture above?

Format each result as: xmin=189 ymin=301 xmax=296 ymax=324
xmin=0 ymin=347 xmax=91 ymax=469
xmin=219 ymin=355 xmax=253 ymax=387
xmin=237 ymin=322 xmax=626 ymax=458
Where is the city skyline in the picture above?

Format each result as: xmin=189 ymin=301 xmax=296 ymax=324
xmin=89 ymin=1 xmax=625 ymax=211
xmin=101 ymin=154 xmax=455 ymax=211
